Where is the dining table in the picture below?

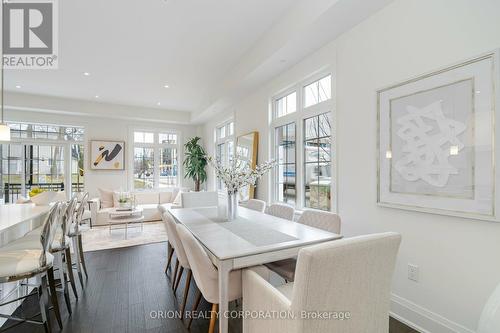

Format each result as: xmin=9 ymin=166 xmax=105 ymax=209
xmin=168 ymin=206 xmax=342 ymax=333
xmin=0 ymin=203 xmax=50 ymax=248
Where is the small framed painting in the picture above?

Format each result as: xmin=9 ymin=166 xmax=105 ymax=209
xmin=90 ymin=140 xmax=125 ymax=170
xmin=377 ymin=51 xmax=499 ymax=221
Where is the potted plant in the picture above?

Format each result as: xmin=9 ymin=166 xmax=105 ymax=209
xmin=183 ymin=136 xmax=208 ymax=191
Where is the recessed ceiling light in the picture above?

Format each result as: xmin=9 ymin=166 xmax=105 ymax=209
xmin=95 ymin=95 xmax=99 ymax=98
xmin=83 ymin=72 xmax=90 ymax=76
xmin=15 ymin=85 xmax=21 ymax=89
xmin=157 ymin=102 xmax=161 ymax=106
xmin=164 ymin=84 xmax=169 ymax=88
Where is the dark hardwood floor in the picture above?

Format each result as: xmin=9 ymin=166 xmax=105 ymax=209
xmin=2 ymin=242 xmax=418 ymax=333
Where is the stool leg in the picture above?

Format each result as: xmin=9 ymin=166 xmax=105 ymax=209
xmin=47 ymin=267 xmax=63 ymax=329
xmin=77 ymin=234 xmax=89 ymax=279
xmin=64 ymin=247 xmax=78 ymax=299
xmin=56 ymin=251 xmax=72 ymax=314
xmin=38 ymin=273 xmax=52 ymax=333
xmin=72 ymin=237 xmax=84 ymax=288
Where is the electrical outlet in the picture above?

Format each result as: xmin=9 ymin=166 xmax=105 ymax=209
xmin=408 ymin=264 xmax=419 ymax=282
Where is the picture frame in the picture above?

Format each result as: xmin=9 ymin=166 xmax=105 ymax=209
xmin=90 ymin=140 xmax=125 ymax=170
xmin=377 ymin=51 xmax=499 ymax=221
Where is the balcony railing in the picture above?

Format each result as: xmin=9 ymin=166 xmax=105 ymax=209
xmin=2 ymin=182 xmax=84 ymax=203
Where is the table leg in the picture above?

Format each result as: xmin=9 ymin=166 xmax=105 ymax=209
xmin=125 ymin=222 xmax=128 ymax=239
xmin=218 ymin=260 xmax=233 ymax=333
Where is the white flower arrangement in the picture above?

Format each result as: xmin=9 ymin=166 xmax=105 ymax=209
xmin=208 ymin=156 xmax=276 ymax=195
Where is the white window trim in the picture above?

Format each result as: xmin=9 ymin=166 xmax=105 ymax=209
xmin=129 ymin=127 xmax=182 ymax=191
xmin=214 ymin=119 xmax=234 ymax=191
xmin=269 ymin=70 xmax=337 ymax=213
xmin=1 ymin=122 xmax=85 ymax=201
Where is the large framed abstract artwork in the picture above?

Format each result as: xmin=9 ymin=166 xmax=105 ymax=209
xmin=90 ymin=140 xmax=125 ymax=170
xmin=378 ymin=51 xmax=500 ymax=221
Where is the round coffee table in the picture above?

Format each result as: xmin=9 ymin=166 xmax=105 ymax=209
xmin=108 ymin=207 xmax=144 ymax=239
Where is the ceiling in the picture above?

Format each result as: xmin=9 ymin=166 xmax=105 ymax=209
xmin=4 ymin=0 xmax=395 ymax=122
xmin=4 ymin=0 xmax=300 ymax=112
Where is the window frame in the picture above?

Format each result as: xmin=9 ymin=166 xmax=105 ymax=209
xmin=0 ymin=121 xmax=85 ymax=202
xmin=214 ymin=119 xmax=234 ymax=191
xmin=129 ymin=127 xmax=181 ymax=191
xmin=269 ymin=71 xmax=336 ymax=212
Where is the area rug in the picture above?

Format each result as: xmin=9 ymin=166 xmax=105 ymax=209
xmin=81 ymin=221 xmax=168 ymax=252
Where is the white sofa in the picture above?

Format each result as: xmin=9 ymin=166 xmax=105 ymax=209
xmin=90 ymin=188 xmax=184 ymax=226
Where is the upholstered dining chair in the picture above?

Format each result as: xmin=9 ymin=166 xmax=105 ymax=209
xmin=266 ymin=202 xmax=295 ymax=220
xmin=158 ymin=205 xmax=175 ymax=273
xmin=243 ymin=232 xmax=402 ymax=333
xmin=0 ymin=203 xmax=62 ymax=332
xmin=478 ymin=282 xmax=500 ymax=333
xmin=244 ymin=199 xmax=266 ymax=213
xmin=265 ymin=209 xmax=341 ymax=281
xmin=181 ymin=191 xmax=218 ymax=208
xmin=176 ymin=224 xmax=242 ymax=333
xmin=163 ymin=212 xmax=193 ymax=320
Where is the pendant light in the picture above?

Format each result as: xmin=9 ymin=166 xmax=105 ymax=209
xmin=0 ymin=24 xmax=11 ymax=142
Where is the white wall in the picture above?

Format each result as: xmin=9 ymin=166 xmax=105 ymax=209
xmin=201 ymin=0 xmax=500 ymax=331
xmin=5 ymin=106 xmax=198 ymax=198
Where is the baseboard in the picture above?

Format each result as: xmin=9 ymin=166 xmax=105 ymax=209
xmin=390 ymin=293 xmax=476 ymax=333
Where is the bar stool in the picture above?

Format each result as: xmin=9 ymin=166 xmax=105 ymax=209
xmin=6 ymin=197 xmax=80 ymax=310
xmin=68 ymin=192 xmax=90 ymax=281
xmin=0 ymin=203 xmax=62 ymax=332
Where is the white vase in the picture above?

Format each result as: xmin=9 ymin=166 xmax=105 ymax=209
xmin=226 ymin=192 xmax=239 ymax=221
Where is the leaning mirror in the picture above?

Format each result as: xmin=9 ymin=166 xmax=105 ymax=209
xmin=236 ymin=131 xmax=258 ymax=202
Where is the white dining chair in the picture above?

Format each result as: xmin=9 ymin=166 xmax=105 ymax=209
xmin=478 ymin=282 xmax=500 ymax=333
xmin=266 ymin=202 xmax=295 ymax=220
xmin=176 ymin=224 xmax=242 ymax=333
xmin=265 ymin=209 xmax=341 ymax=281
xmin=181 ymin=191 xmax=219 ymax=208
xmin=244 ymin=199 xmax=266 ymax=213
xmin=158 ymin=205 xmax=175 ymax=273
xmin=243 ymin=232 xmax=401 ymax=333
xmin=163 ymin=212 xmax=193 ymax=320
xmin=0 ymin=203 xmax=62 ymax=331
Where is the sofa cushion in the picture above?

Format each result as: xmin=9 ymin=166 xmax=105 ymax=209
xmin=159 ymin=191 xmax=173 ymax=204
xmin=138 ymin=204 xmax=161 ymax=222
xmin=98 ymin=188 xmax=114 ymax=208
xmin=135 ymin=192 xmax=160 ymax=205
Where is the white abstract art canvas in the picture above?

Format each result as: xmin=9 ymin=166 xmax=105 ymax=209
xmin=90 ymin=140 xmax=125 ymax=170
xmin=378 ymin=52 xmax=499 ymax=221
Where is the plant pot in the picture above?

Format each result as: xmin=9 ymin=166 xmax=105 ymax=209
xmin=226 ymin=192 xmax=239 ymax=221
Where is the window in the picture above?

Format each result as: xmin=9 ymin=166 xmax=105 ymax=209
xmin=0 ymin=122 xmax=85 ymax=203
xmin=132 ymin=130 xmax=179 ymax=190
xmin=304 ymin=75 xmax=331 ymax=108
xmin=271 ymin=73 xmax=334 ymax=211
xmin=304 ymin=113 xmax=331 ymax=210
xmin=215 ymin=121 xmax=234 ymax=190
xmin=275 ymin=123 xmax=296 ymax=205
xmin=275 ymin=92 xmax=297 ymax=118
